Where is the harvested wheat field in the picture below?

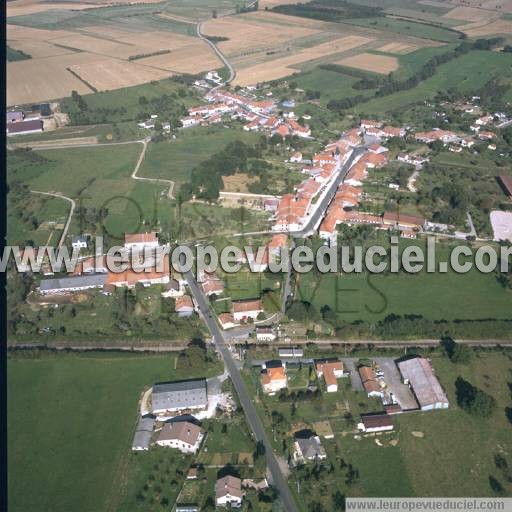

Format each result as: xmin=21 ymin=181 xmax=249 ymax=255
xmin=7 ymin=39 xmax=77 ymax=59
xmin=443 ymin=5 xmax=499 ymax=22
xmin=448 ymin=0 xmax=512 ymax=11
xmin=335 ymin=52 xmax=398 ymax=74
xmin=7 ymin=53 xmax=99 ymax=105
xmin=69 ymin=59 xmax=171 ymax=91
xmin=7 ymin=12 xmax=220 ymax=105
xmin=202 ymin=14 xmax=320 ymax=56
xmin=138 ymin=44 xmax=221 ymax=73
xmin=7 ymin=2 xmax=98 ymax=16
xmin=455 ymin=18 xmax=512 ymax=36
xmin=233 ymin=35 xmax=373 ymax=85
xmin=258 ymin=0 xmax=303 ymax=8
xmin=377 ymin=42 xmax=418 ymax=54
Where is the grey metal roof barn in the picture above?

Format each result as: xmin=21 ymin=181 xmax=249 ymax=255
xmin=132 ymin=415 xmax=155 ymax=451
xmin=295 ymin=435 xmax=326 ymax=460
xmin=151 ymin=379 xmax=207 ymax=413
xmin=40 ymin=274 xmax=107 ymax=294
xmin=397 ymin=357 xmax=449 ymax=410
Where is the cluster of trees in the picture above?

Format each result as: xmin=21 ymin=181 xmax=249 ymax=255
xmin=455 ymin=376 xmax=496 ymax=417
xmin=326 ymin=38 xmax=504 ymax=113
xmin=66 ymin=91 xmax=128 ymax=124
xmin=176 ymin=338 xmax=215 ymax=371
xmin=181 ymin=140 xmax=260 ymax=201
xmin=128 ymin=49 xmax=171 ymax=61
xmin=330 ymin=314 xmax=512 ymax=340
xmin=273 ymin=0 xmax=383 ymax=22
xmin=7 ymin=45 xmax=32 ymax=62
xmin=441 ymin=337 xmax=472 ymax=364
xmin=490 ymin=453 xmax=512 ymax=496
xmin=63 ymin=82 xmax=189 ymax=126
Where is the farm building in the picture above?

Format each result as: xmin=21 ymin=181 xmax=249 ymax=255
xmin=294 ymin=431 xmax=327 ymax=462
xmin=7 ymin=119 xmax=43 ymax=136
xmin=315 ymin=360 xmax=344 ymax=393
xmin=124 ymin=232 xmax=159 ymax=252
xmin=218 ymin=313 xmax=237 ymax=330
xmin=216 ymin=475 xmax=244 ymax=507
xmin=40 ymin=274 xmax=108 ymax=294
xmin=358 ymin=366 xmax=384 ymax=399
xmin=6 ymin=110 xmax=23 ymax=123
xmin=161 ymin=278 xmax=183 ymax=298
xmin=71 ymin=235 xmax=88 ymax=250
xmin=151 ymin=379 xmax=207 ymax=415
xmin=131 ymin=415 xmax=155 ymax=451
xmin=232 ymin=299 xmax=264 ymax=321
xmin=175 ymin=295 xmax=195 ymax=317
xmin=156 ymin=421 xmax=203 ymax=453
xmin=383 ymin=212 xmax=425 ymax=231
xmin=261 ymin=363 xmax=287 ymax=395
xmin=397 ymin=357 xmax=449 ymax=411
xmin=105 ymin=256 xmax=170 ymax=289
xmin=278 ymin=347 xmax=304 ymax=358
xmin=358 ymin=413 xmax=394 ymax=433
xmin=256 ymin=327 xmax=276 ymax=342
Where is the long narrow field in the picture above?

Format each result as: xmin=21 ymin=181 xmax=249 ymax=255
xmin=295 ymin=237 xmax=512 ymax=323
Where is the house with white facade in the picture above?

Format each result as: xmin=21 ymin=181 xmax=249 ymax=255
xmin=156 ymin=421 xmax=203 ymax=453
xmin=216 ymin=475 xmax=244 ymax=507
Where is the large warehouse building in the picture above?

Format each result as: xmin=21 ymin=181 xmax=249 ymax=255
xmin=151 ymin=379 xmax=208 ymax=415
xmin=397 ymin=357 xmax=449 ymax=411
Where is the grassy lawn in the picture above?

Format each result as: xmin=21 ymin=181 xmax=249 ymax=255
xmin=7 ymin=144 xmax=178 ymax=243
xmin=7 ymin=351 xmax=222 ymax=512
xmin=355 ymin=50 xmax=512 ymax=114
xmin=221 ymin=268 xmax=283 ymax=301
xmin=292 ymin=69 xmax=373 ymax=105
xmin=197 ymin=417 xmax=256 ymax=466
xmin=295 ymin=237 xmax=512 ymax=323
xmin=140 ymin=127 xmax=261 ymax=185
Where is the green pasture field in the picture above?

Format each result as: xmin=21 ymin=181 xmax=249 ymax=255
xmin=140 ymin=127 xmax=261 ymax=184
xmin=294 ymin=237 xmax=512 ymax=323
xmin=355 ymin=50 xmax=512 ymax=114
xmin=7 ymin=351 xmax=222 ymax=512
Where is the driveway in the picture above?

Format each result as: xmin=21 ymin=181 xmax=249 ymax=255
xmin=374 ymin=357 xmax=418 ymax=410
xmin=342 ymin=358 xmax=363 ymax=391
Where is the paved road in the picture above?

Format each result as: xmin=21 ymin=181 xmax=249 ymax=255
xmin=288 ymin=147 xmax=366 ymax=238
xmin=181 ymin=264 xmax=298 ymax=512
xmin=196 ymin=21 xmax=236 ymax=88
xmin=30 ymin=190 xmax=76 ymax=248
